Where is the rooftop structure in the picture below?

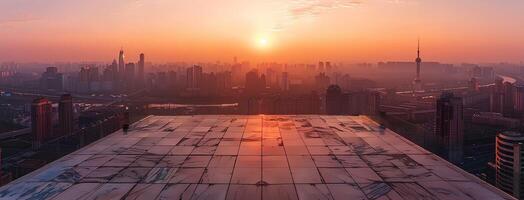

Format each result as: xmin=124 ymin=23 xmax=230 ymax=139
xmin=0 ymin=115 xmax=514 ymax=199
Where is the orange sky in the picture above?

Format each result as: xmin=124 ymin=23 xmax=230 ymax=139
xmin=1 ymin=0 xmax=523 ymax=63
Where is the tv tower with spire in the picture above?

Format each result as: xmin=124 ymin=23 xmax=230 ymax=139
xmin=413 ymin=39 xmax=422 ymax=93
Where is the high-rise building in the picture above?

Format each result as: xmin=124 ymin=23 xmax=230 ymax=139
xmin=514 ymin=85 xmax=524 ymax=116
xmin=185 ymin=65 xmax=203 ymax=90
xmin=491 ymin=78 xmax=505 ymax=113
xmin=435 ymin=92 xmax=464 ymax=165
xmin=326 ymin=85 xmax=344 ymax=115
xmin=186 ymin=67 xmax=194 ymax=89
xmin=31 ymin=97 xmax=53 ymax=149
xmin=41 ymin=67 xmax=63 ymax=91
xmin=281 ymin=72 xmax=289 ymax=91
xmin=245 ymin=69 xmax=266 ymax=96
xmin=118 ymin=49 xmax=125 ymax=78
xmin=138 ymin=53 xmax=145 ymax=85
xmin=194 ymin=65 xmax=203 ymax=89
xmin=318 ymin=61 xmax=325 ymax=72
xmin=125 ymin=63 xmax=136 ymax=90
xmin=59 ymin=94 xmax=73 ymax=136
xmin=469 ymin=77 xmax=479 ymax=92
xmin=495 ymin=131 xmax=524 ymax=199
xmin=503 ymin=82 xmax=515 ymax=116
xmin=315 ymin=72 xmax=330 ymax=92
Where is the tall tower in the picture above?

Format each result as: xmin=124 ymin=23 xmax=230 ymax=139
xmin=59 ymin=94 xmax=73 ymax=136
xmin=118 ymin=48 xmax=125 ymax=78
xmin=413 ymin=40 xmax=422 ymax=92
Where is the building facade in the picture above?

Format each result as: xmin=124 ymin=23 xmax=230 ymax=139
xmin=495 ymin=131 xmax=524 ymax=199
xmin=435 ymin=92 xmax=464 ymax=165
xmin=59 ymin=94 xmax=73 ymax=136
xmin=31 ymin=97 xmax=53 ymax=149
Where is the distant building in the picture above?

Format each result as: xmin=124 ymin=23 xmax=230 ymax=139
xmin=118 ymin=49 xmax=125 ymax=78
xmin=186 ymin=65 xmax=203 ymax=90
xmin=495 ymin=131 xmax=524 ymax=199
xmin=125 ymin=63 xmax=136 ymax=90
xmin=31 ymin=97 xmax=53 ymax=149
xmin=59 ymin=94 xmax=73 ymax=136
xmin=315 ymin=72 xmax=330 ymax=92
xmin=40 ymin=67 xmax=63 ymax=91
xmin=472 ymin=112 xmax=520 ymax=128
xmin=503 ymin=82 xmax=515 ymax=116
xmin=514 ymin=85 xmax=524 ymax=116
xmin=78 ymin=66 xmax=100 ymax=93
xmin=325 ymin=85 xmax=380 ymax=115
xmin=138 ymin=53 xmax=145 ymax=85
xmin=490 ymin=78 xmax=505 ymax=113
xmin=318 ymin=61 xmax=325 ymax=72
xmin=469 ymin=77 xmax=479 ymax=92
xmin=281 ymin=72 xmax=289 ymax=91
xmin=326 ymin=85 xmax=343 ymax=115
xmin=245 ymin=69 xmax=266 ymax=96
xmin=435 ymin=92 xmax=464 ymax=165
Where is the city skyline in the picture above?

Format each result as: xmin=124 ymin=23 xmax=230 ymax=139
xmin=1 ymin=0 xmax=524 ymax=63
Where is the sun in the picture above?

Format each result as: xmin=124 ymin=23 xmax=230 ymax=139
xmin=259 ymin=38 xmax=268 ymax=46
xmin=255 ymin=37 xmax=270 ymax=49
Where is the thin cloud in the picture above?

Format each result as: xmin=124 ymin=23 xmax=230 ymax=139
xmin=273 ymin=0 xmax=363 ymax=32
xmin=0 ymin=14 xmax=40 ymax=25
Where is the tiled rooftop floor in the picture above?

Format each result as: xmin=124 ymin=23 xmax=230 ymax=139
xmin=0 ymin=115 xmax=514 ymax=200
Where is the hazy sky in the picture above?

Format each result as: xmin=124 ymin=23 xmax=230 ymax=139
xmin=1 ymin=0 xmax=523 ymax=63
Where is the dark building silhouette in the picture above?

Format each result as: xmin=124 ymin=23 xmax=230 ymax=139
xmin=326 ymin=85 xmax=380 ymax=116
xmin=245 ymin=69 xmax=266 ymax=96
xmin=31 ymin=97 xmax=53 ymax=149
xmin=469 ymin=77 xmax=479 ymax=92
xmin=118 ymin=49 xmax=125 ymax=78
xmin=435 ymin=92 xmax=464 ymax=165
xmin=315 ymin=72 xmax=330 ymax=92
xmin=326 ymin=85 xmax=344 ymax=115
xmin=138 ymin=53 xmax=145 ymax=85
xmin=41 ymin=67 xmax=63 ymax=91
xmin=503 ymin=82 xmax=515 ymax=117
xmin=490 ymin=78 xmax=505 ymax=113
xmin=125 ymin=63 xmax=136 ymax=90
xmin=59 ymin=94 xmax=73 ymax=136
xmin=186 ymin=65 xmax=203 ymax=90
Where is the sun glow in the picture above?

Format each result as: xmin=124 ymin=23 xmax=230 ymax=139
xmin=255 ymin=36 xmax=270 ymax=49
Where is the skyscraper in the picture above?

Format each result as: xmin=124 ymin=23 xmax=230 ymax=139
xmin=435 ymin=92 xmax=464 ymax=164
xmin=281 ymin=72 xmax=289 ymax=91
xmin=110 ymin=59 xmax=118 ymax=81
xmin=41 ymin=67 xmax=63 ymax=91
xmin=125 ymin=63 xmax=136 ymax=90
xmin=59 ymin=94 xmax=73 ymax=136
xmin=118 ymin=49 xmax=125 ymax=78
xmin=495 ymin=131 xmax=524 ymax=199
xmin=31 ymin=97 xmax=53 ymax=149
xmin=326 ymin=85 xmax=344 ymax=115
xmin=194 ymin=65 xmax=203 ymax=89
xmin=491 ymin=78 xmax=505 ymax=113
xmin=469 ymin=77 xmax=479 ymax=92
xmin=186 ymin=67 xmax=194 ymax=89
xmin=413 ymin=40 xmax=422 ymax=92
xmin=185 ymin=65 xmax=203 ymax=90
xmin=138 ymin=53 xmax=145 ymax=85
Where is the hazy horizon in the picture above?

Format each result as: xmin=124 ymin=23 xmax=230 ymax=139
xmin=1 ymin=0 xmax=524 ymax=63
